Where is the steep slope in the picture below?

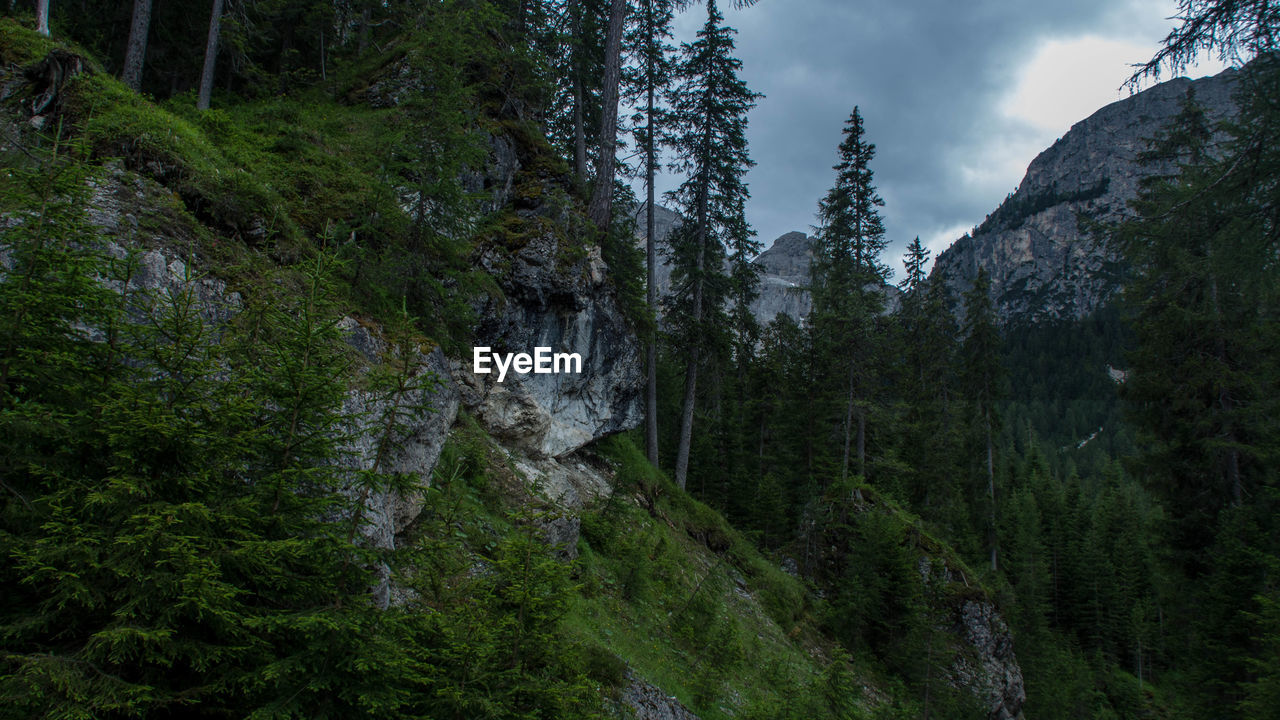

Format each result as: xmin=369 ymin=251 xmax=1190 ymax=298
xmin=2 ymin=21 xmax=1022 ymax=719
xmin=930 ymin=69 xmax=1239 ymax=324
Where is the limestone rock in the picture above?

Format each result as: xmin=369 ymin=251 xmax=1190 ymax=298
xmin=930 ymin=69 xmax=1239 ymax=325
xmin=953 ymin=600 xmax=1026 ymax=720
xmin=621 ymin=672 xmax=700 ymax=720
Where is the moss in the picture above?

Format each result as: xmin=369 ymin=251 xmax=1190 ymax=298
xmin=58 ymin=71 xmax=302 ymax=247
xmin=0 ymin=18 xmax=64 ymax=66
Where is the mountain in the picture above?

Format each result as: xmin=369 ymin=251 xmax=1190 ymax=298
xmin=637 ymin=216 xmax=899 ymax=326
xmin=929 ymin=68 xmax=1239 ymax=324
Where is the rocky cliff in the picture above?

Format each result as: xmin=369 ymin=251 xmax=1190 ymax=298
xmin=929 ymin=69 xmax=1239 ymax=324
xmin=750 ymin=230 xmax=814 ymax=323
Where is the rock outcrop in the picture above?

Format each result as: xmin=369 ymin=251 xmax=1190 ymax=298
xmin=750 ymin=230 xmax=813 ymax=324
xmin=930 ymin=69 xmax=1239 ymax=324
xmin=621 ymin=672 xmax=701 ymax=720
xmin=954 ymin=600 xmax=1026 ymax=720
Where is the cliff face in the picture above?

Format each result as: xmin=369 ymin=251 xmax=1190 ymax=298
xmin=750 ymin=230 xmax=814 ymax=324
xmin=929 ymin=69 xmax=1239 ymax=324
xmin=465 ymin=232 xmax=643 ymax=459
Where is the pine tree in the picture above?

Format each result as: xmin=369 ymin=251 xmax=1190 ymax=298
xmin=664 ymin=0 xmax=759 ymax=490
xmin=899 ymin=236 xmax=929 ymax=293
xmin=1116 ymin=73 xmax=1280 ymax=710
xmin=960 ymin=267 xmax=1004 ymax=571
xmin=623 ymin=0 xmax=677 ymax=466
xmin=808 ymin=106 xmax=888 ymax=483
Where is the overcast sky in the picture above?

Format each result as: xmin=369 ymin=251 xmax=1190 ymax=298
xmin=643 ymin=0 xmax=1227 ymax=276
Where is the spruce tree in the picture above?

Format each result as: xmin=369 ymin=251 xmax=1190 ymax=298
xmin=899 ymin=236 xmax=929 ymax=293
xmin=809 ymin=106 xmax=888 ymax=483
xmin=623 ymin=0 xmax=677 ymax=466
xmin=960 ymin=267 xmax=1003 ymax=571
xmin=1115 ymin=75 xmax=1280 ymax=710
xmin=663 ymin=0 xmax=758 ymax=490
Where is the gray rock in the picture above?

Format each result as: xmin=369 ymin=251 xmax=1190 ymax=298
xmin=538 ymin=514 xmax=581 ymax=560
xmin=621 ymin=672 xmax=700 ymax=720
xmin=930 ymin=68 xmax=1239 ymax=325
xmin=953 ymin=600 xmax=1026 ymax=720
xmin=638 ymin=213 xmax=900 ymax=328
xmin=633 ymin=203 xmax=683 ymax=300
xmin=466 ymin=230 xmax=644 ymax=459
xmin=751 ymin=230 xmax=813 ymax=324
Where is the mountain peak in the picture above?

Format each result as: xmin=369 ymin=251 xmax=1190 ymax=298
xmin=929 ymin=68 xmax=1239 ymax=325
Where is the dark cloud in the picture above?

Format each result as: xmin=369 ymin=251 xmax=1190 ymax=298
xmin=648 ymin=0 xmax=1186 ymax=275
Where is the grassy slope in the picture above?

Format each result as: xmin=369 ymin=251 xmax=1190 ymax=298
xmin=1 ymin=19 xmax=1010 ymax=718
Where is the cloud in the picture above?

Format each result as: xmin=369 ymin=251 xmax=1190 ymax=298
xmin=645 ymin=0 xmax=1229 ymax=275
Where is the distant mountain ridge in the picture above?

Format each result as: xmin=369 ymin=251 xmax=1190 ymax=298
xmin=928 ymin=68 xmax=1240 ymax=325
xmin=636 ymin=212 xmax=899 ymax=326
xmin=640 ymin=70 xmax=1239 ymax=331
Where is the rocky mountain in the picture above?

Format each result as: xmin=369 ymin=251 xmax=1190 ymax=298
xmin=929 ymin=68 xmax=1239 ymax=325
xmin=750 ymin=230 xmax=813 ymax=323
xmin=636 ymin=212 xmax=898 ymax=326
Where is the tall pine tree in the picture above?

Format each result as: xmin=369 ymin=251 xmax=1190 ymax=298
xmin=663 ymin=0 xmax=758 ymax=490
xmin=809 ymin=106 xmax=888 ymax=483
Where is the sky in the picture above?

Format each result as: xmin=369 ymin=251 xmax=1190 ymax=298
xmin=643 ymin=0 xmax=1227 ymax=276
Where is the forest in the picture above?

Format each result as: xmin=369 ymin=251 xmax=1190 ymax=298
xmin=1 ymin=0 xmax=1278 ymax=718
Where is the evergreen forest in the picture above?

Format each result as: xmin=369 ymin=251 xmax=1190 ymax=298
xmin=0 ymin=0 xmax=1277 ymax=718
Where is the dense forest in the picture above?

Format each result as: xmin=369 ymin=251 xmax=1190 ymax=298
xmin=1 ymin=0 xmax=1277 ymax=718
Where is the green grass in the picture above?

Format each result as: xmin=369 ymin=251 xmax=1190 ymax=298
xmin=1 ymin=19 xmax=499 ymax=347
xmin=564 ymin=434 xmax=868 ymax=719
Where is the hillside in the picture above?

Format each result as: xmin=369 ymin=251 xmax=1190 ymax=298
xmin=4 ymin=3 xmax=1279 ymax=720
xmin=0 ymin=13 xmax=1021 ymax=720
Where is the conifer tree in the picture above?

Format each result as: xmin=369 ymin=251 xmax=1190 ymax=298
xmin=1115 ymin=76 xmax=1280 ymax=709
xmin=664 ymin=0 xmax=759 ymax=490
xmin=809 ymin=106 xmax=888 ymax=482
xmin=623 ymin=0 xmax=677 ymax=466
xmin=960 ymin=267 xmax=1003 ymax=571
xmin=899 ymin=236 xmax=929 ymax=293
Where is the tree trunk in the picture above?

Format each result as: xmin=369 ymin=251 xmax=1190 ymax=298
xmin=122 ymin=0 xmax=154 ymax=92
xmin=986 ymin=409 xmax=997 ymax=572
xmin=197 ymin=0 xmax=225 ymax=111
xmin=857 ymin=406 xmax=866 ymax=477
xmin=573 ymin=80 xmax=587 ymax=187
xmin=644 ymin=57 xmax=659 ymax=467
xmin=1210 ymin=276 xmax=1243 ymax=506
xmin=36 ymin=0 xmax=50 ymax=36
xmin=840 ymin=356 xmax=855 ymax=482
xmin=674 ymin=185 xmax=708 ymax=491
xmin=674 ymin=353 xmax=699 ymax=490
xmin=586 ymin=0 xmax=627 ymax=229
xmin=359 ymin=7 xmax=371 ymax=56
